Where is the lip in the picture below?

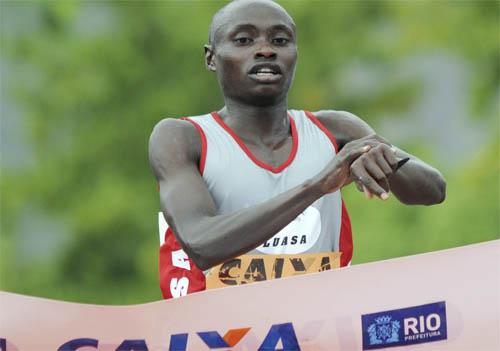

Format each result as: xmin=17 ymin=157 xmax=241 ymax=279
xmin=248 ymin=63 xmax=283 ymax=84
xmin=248 ymin=63 xmax=282 ymax=75
xmin=248 ymin=72 xmax=283 ymax=84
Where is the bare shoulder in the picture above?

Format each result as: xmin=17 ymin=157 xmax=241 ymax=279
xmin=148 ymin=118 xmax=201 ymax=179
xmin=312 ymin=110 xmax=375 ymax=149
xmin=149 ymin=118 xmax=200 ymax=146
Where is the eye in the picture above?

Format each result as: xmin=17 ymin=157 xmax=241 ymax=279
xmin=272 ymin=37 xmax=289 ymax=46
xmin=234 ymin=37 xmax=253 ymax=45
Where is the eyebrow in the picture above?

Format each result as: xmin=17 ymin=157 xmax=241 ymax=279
xmin=228 ymin=23 xmax=258 ymax=36
xmin=228 ymin=23 xmax=294 ymax=36
xmin=269 ymin=24 xmax=294 ymax=36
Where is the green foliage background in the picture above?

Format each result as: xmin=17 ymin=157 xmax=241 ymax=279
xmin=1 ymin=0 xmax=498 ymax=304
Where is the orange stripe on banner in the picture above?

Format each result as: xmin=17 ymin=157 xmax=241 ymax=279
xmin=223 ymin=327 xmax=251 ymax=347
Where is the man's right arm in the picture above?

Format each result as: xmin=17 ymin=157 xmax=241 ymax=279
xmin=149 ymin=118 xmax=370 ymax=270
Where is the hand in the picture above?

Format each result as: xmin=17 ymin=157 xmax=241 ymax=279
xmin=349 ymin=138 xmax=399 ymax=200
xmin=315 ymin=135 xmax=389 ymax=194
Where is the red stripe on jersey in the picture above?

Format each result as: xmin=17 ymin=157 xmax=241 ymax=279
xmin=210 ymin=111 xmax=299 ymax=174
xmin=305 ymin=111 xmax=353 ymax=265
xmin=182 ymin=117 xmax=208 ymax=175
xmin=304 ymin=110 xmax=339 ymax=152
xmin=159 ymin=228 xmax=206 ymax=299
xmin=339 ymin=199 xmax=353 ymax=266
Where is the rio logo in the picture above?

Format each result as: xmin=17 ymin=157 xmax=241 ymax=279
xmin=361 ymin=301 xmax=447 ymax=350
xmin=0 ymin=322 xmax=300 ymax=351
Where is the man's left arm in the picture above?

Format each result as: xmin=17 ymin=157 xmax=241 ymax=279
xmin=315 ymin=110 xmax=446 ymax=205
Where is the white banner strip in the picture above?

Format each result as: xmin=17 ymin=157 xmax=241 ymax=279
xmin=1 ymin=240 xmax=499 ymax=351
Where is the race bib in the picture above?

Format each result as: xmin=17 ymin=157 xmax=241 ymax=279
xmin=256 ymin=206 xmax=322 ymax=254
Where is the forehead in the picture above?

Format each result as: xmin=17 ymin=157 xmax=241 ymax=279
xmin=213 ymin=1 xmax=295 ymax=40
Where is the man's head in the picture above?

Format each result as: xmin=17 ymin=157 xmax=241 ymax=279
xmin=205 ymin=0 xmax=298 ymax=107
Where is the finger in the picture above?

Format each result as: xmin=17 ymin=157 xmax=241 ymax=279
xmin=379 ymin=177 xmax=390 ymax=193
xmin=363 ymin=157 xmax=391 ymax=193
xmin=343 ymin=145 xmax=371 ymax=164
xmin=373 ymin=149 xmax=394 ymax=175
xmin=342 ymin=138 xmax=391 ymax=158
xmin=352 ymin=168 xmax=374 ymax=199
xmin=351 ymin=166 xmax=389 ymax=200
xmin=363 ymin=157 xmax=389 ymax=184
xmin=381 ymin=145 xmax=398 ymax=170
xmin=368 ymin=154 xmax=391 ymax=193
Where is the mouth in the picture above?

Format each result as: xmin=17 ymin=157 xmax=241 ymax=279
xmin=248 ymin=63 xmax=283 ymax=83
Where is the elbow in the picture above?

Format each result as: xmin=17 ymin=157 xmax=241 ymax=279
xmin=398 ymin=173 xmax=446 ymax=206
xmin=181 ymin=236 xmax=214 ymax=271
xmin=172 ymin=219 xmax=220 ymax=271
xmin=424 ymin=173 xmax=446 ymax=206
xmin=190 ymin=254 xmax=212 ymax=271
xmin=435 ymin=177 xmax=446 ymax=204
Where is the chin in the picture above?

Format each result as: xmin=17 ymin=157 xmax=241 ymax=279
xmin=246 ymin=87 xmax=288 ymax=106
xmin=245 ymin=93 xmax=283 ymax=107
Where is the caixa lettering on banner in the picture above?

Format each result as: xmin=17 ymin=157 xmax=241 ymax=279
xmin=0 ymin=322 xmax=300 ymax=351
xmin=361 ymin=301 xmax=447 ymax=350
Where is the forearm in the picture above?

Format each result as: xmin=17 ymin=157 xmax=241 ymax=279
xmin=161 ymin=135 xmax=369 ymax=270
xmin=389 ymin=159 xmax=446 ymax=205
xmin=169 ymin=178 xmax=324 ymax=270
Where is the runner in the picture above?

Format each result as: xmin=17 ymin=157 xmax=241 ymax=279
xmin=148 ymin=0 xmax=446 ymax=299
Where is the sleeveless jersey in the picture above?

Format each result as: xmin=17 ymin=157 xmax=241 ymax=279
xmin=159 ymin=110 xmax=353 ymax=299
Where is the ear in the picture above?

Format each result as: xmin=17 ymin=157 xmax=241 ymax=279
xmin=204 ymin=44 xmax=216 ymax=72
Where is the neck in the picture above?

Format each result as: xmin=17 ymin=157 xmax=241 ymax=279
xmin=219 ymin=97 xmax=290 ymax=142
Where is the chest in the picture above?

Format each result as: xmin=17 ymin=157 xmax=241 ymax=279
xmin=203 ymin=134 xmax=332 ymax=213
xmin=243 ymin=136 xmax=294 ymax=169
xmin=190 ymin=111 xmax=337 ymax=213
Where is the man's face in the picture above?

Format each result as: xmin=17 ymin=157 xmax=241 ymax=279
xmin=207 ymin=1 xmax=297 ymax=106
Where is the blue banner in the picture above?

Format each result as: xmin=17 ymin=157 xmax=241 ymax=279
xmin=362 ymin=301 xmax=447 ymax=350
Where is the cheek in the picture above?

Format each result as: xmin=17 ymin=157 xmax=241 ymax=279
xmin=284 ymin=49 xmax=298 ymax=69
xmin=216 ymin=48 xmax=246 ymax=73
xmin=216 ymin=56 xmax=244 ymax=86
xmin=220 ymin=58 xmax=240 ymax=75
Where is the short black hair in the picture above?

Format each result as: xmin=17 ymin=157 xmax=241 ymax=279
xmin=208 ymin=1 xmax=231 ymax=45
xmin=208 ymin=0 xmax=293 ymax=46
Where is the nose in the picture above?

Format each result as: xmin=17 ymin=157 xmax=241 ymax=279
xmin=255 ymin=43 xmax=276 ymax=60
